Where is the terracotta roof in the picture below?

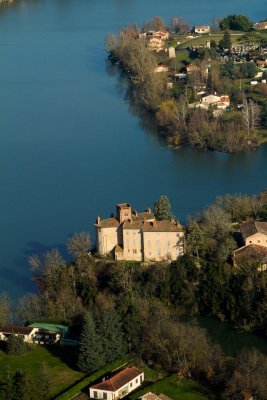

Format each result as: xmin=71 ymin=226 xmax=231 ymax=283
xmin=123 ymin=219 xmax=143 ymax=230
xmin=195 ymin=25 xmax=210 ymax=29
xmin=133 ymin=212 xmax=155 ymax=221
xmin=96 ymin=218 xmax=120 ymax=228
xmin=91 ymin=366 xmax=143 ymax=392
xmin=0 ymin=325 xmax=34 ymax=335
xmin=141 ymin=393 xmax=160 ymax=400
xmin=240 ymin=221 xmax=267 ymax=239
xmin=233 ymin=244 xmax=267 ymax=261
xmin=142 ymin=220 xmax=183 ymax=232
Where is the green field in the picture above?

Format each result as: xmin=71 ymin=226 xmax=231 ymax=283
xmin=129 ymin=374 xmax=215 ymax=400
xmin=0 ymin=345 xmax=84 ymax=398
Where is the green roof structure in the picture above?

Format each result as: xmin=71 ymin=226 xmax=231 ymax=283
xmin=29 ymin=323 xmax=68 ymax=335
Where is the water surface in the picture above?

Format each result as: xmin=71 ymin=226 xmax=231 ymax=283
xmin=0 ymin=0 xmax=267 ymax=296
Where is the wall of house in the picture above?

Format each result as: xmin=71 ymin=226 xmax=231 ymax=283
xmin=123 ymin=229 xmax=142 ymax=261
xmin=142 ymin=231 xmax=184 ymax=261
xmin=96 ymin=227 xmax=118 ymax=256
xmin=245 ymin=233 xmax=267 ymax=247
xmin=89 ymin=373 xmax=144 ymax=400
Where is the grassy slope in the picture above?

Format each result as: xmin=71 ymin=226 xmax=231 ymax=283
xmin=129 ymin=373 xmax=215 ymax=400
xmin=0 ymin=345 xmax=84 ymax=398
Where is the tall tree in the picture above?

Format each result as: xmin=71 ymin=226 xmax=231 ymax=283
xmin=219 ymin=30 xmax=231 ymax=50
xmin=0 ymin=292 xmax=11 ymax=326
xmin=154 ymin=195 xmax=172 ymax=221
xmin=77 ymin=312 xmax=105 ymax=374
xmin=96 ymin=309 xmax=127 ymax=363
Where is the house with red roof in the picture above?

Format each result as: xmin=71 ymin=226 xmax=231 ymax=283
xmin=89 ymin=366 xmax=144 ymax=400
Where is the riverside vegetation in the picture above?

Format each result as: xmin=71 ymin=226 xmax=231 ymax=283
xmin=1 ymin=191 xmax=267 ymax=399
xmin=106 ymin=15 xmax=267 ymax=152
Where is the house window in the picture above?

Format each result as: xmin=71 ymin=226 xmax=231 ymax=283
xmin=130 ymin=382 xmax=133 ymax=387
xmin=124 ymin=212 xmax=128 ymax=217
xmin=128 ymin=249 xmax=130 ymax=253
xmin=93 ymin=392 xmax=98 ymax=399
xmin=258 ymin=240 xmax=260 ymax=243
xmin=103 ymin=393 xmax=107 ymax=400
xmin=140 ymin=375 xmax=143 ymax=383
xmin=135 ymin=379 xmax=138 ymax=383
xmin=133 ymin=249 xmax=137 ymax=254
xmin=249 ymin=241 xmax=252 ymax=243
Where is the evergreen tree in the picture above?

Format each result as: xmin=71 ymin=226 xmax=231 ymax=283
xmin=219 ymin=30 xmax=232 ymax=50
xmin=36 ymin=363 xmax=51 ymax=400
xmin=0 ymin=369 xmax=15 ymax=400
xmin=154 ymin=195 xmax=172 ymax=221
xmin=186 ymin=221 xmax=205 ymax=259
xmin=77 ymin=312 xmax=105 ymax=374
xmin=14 ymin=370 xmax=33 ymax=400
xmin=96 ymin=310 xmax=126 ymax=363
xmin=6 ymin=335 xmax=26 ymax=356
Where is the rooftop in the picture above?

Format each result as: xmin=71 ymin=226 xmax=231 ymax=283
xmin=240 ymin=221 xmax=267 ymax=239
xmin=91 ymin=366 xmax=143 ymax=392
xmin=233 ymin=244 xmax=267 ymax=261
xmin=0 ymin=325 xmax=34 ymax=335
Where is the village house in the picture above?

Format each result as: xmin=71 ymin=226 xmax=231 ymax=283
xmin=232 ymin=221 xmax=267 ymax=270
xmin=194 ymin=25 xmax=210 ymax=34
xmin=95 ymin=203 xmax=184 ymax=262
xmin=254 ymin=21 xmax=267 ymax=30
xmin=89 ymin=366 xmax=144 ymax=400
xmin=0 ymin=325 xmax=39 ymax=343
xmin=140 ymin=393 xmax=172 ymax=400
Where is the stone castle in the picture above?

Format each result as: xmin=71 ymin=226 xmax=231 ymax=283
xmin=95 ymin=203 xmax=184 ymax=262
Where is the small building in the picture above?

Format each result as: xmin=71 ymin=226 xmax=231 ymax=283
xmin=29 ymin=323 xmax=68 ymax=344
xmin=254 ymin=21 xmax=267 ymax=30
xmin=140 ymin=393 xmax=172 ymax=400
xmin=194 ymin=25 xmax=210 ymax=34
xmin=232 ymin=244 xmax=267 ymax=271
xmin=0 ymin=325 xmax=38 ymax=343
xmin=168 ymin=47 xmax=176 ymax=58
xmin=240 ymin=221 xmax=267 ymax=247
xmin=154 ymin=65 xmax=169 ymax=73
xmin=89 ymin=366 xmax=144 ymax=400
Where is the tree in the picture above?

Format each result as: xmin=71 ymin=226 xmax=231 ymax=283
xmin=219 ymin=30 xmax=231 ymax=50
xmin=36 ymin=363 xmax=51 ymax=400
xmin=186 ymin=221 xmax=205 ymax=259
xmin=6 ymin=335 xmax=26 ymax=356
xmin=96 ymin=309 xmax=126 ymax=363
xmin=0 ymin=292 xmax=11 ymax=326
xmin=148 ymin=16 xmax=165 ymax=31
xmin=14 ymin=370 xmax=33 ymax=400
xmin=219 ymin=15 xmax=253 ymax=32
xmin=241 ymin=97 xmax=261 ymax=138
xmin=154 ymin=195 xmax=172 ymax=221
xmin=0 ymin=369 xmax=14 ymax=400
xmin=171 ymin=16 xmax=189 ymax=34
xmin=77 ymin=312 xmax=105 ymax=374
xmin=67 ymin=232 xmax=92 ymax=258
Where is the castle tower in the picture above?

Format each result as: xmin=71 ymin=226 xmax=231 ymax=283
xmin=116 ymin=203 xmax=132 ymax=223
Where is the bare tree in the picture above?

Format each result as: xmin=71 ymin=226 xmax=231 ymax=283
xmin=171 ymin=16 xmax=189 ymax=34
xmin=67 ymin=232 xmax=92 ymax=258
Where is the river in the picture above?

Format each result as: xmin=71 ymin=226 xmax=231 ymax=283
xmin=0 ymin=0 xmax=267 ymax=297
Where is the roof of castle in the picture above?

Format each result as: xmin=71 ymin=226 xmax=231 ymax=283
xmin=96 ymin=217 xmax=120 ymax=228
xmin=240 ymin=221 xmax=267 ymax=239
xmin=90 ymin=366 xmax=143 ymax=392
xmin=142 ymin=220 xmax=183 ymax=232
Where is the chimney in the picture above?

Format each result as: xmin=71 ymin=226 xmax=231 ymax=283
xmin=96 ymin=216 xmax=100 ymax=224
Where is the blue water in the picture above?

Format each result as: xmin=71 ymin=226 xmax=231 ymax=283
xmin=0 ymin=0 xmax=267 ymax=297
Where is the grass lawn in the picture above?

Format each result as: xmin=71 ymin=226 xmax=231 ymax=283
xmin=0 ymin=345 xmax=84 ymax=398
xmin=129 ymin=374 xmax=215 ymax=400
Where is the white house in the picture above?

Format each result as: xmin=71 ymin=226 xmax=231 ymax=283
xmin=0 ymin=325 xmax=39 ymax=343
xmin=89 ymin=366 xmax=144 ymax=400
xmin=194 ymin=25 xmax=210 ymax=34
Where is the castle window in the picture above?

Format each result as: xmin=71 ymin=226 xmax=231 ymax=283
xmin=124 ymin=212 xmax=128 ymax=217
xmin=133 ymin=249 xmax=137 ymax=254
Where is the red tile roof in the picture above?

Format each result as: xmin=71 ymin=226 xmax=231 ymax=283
xmin=233 ymin=244 xmax=267 ymax=261
xmin=91 ymin=366 xmax=143 ymax=392
xmin=96 ymin=217 xmax=120 ymax=228
xmin=142 ymin=220 xmax=183 ymax=232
